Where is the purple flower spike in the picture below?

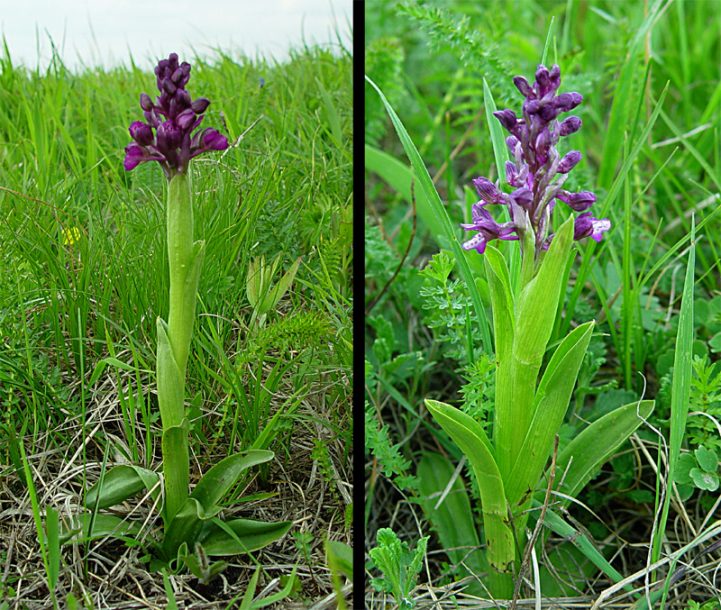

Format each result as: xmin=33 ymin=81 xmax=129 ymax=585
xmin=574 ymin=213 xmax=611 ymax=242
xmin=123 ymin=53 xmax=229 ymax=178
xmin=462 ymin=64 xmax=607 ymax=258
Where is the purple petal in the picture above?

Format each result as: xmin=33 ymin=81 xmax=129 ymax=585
xmin=574 ymin=212 xmax=611 ymax=242
xmin=202 ymin=129 xmax=229 ymax=150
xmin=191 ymin=97 xmax=210 ymax=114
xmin=140 ymin=93 xmax=154 ymax=112
xmin=176 ymin=109 xmax=196 ymax=131
xmin=463 ymin=233 xmax=488 ymax=254
xmin=123 ymin=144 xmax=145 ymax=171
xmin=472 ymin=177 xmax=505 ymax=205
xmin=554 ymin=92 xmax=583 ymax=113
xmin=493 ymin=109 xmax=517 ymax=132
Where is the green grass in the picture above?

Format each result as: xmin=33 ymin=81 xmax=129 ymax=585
xmin=365 ymin=0 xmax=721 ymax=606
xmin=0 ymin=41 xmax=352 ymax=607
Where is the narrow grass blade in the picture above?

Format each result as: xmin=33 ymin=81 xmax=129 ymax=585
xmin=542 ymin=507 xmax=626 ymax=586
xmin=652 ymin=219 xmax=695 ymax=563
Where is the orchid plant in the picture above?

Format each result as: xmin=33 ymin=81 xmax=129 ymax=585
xmin=424 ymin=65 xmax=654 ymax=598
xmin=65 ymin=54 xmax=291 ymax=574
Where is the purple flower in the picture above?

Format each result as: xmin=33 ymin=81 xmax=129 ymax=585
xmin=123 ymin=53 xmax=229 ymax=179
xmin=461 ymin=204 xmax=518 ymax=254
xmin=574 ymin=213 xmax=611 ymax=242
xmin=463 ymin=64 xmax=608 ymax=258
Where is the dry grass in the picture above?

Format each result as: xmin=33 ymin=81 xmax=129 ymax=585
xmin=0 ymin=368 xmax=353 ymax=609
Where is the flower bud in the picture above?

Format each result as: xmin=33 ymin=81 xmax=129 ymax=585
xmin=558 ymin=116 xmax=582 ymax=136
xmin=140 ymin=92 xmax=154 ymax=111
xmin=557 ymin=150 xmax=582 ymax=173
xmin=493 ymin=109 xmax=517 ymax=132
xmin=513 ymin=75 xmax=534 ymax=98
xmin=129 ymin=121 xmax=154 ymax=146
xmin=191 ymin=98 xmax=210 ymax=114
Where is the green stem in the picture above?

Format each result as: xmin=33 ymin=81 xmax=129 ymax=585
xmin=157 ymin=172 xmax=204 ymax=522
xmin=167 ymin=173 xmax=196 ymax=379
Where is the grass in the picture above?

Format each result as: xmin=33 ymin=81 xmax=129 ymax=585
xmin=365 ymin=0 xmax=721 ymax=607
xmin=0 ymin=39 xmax=352 ymax=608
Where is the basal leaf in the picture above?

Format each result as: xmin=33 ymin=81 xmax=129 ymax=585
xmin=417 ymin=452 xmax=484 ymax=586
xmin=199 ymin=518 xmax=292 ymax=556
xmin=84 ymin=464 xmax=160 ymax=510
xmin=555 ymin=400 xmax=654 ymax=506
xmin=191 ymin=450 xmax=275 ymax=511
xmin=425 ymin=399 xmax=514 ymax=582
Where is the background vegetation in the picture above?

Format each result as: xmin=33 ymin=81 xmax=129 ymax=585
xmin=365 ymin=0 xmax=721 ymax=607
xmin=0 ymin=41 xmax=352 ymax=608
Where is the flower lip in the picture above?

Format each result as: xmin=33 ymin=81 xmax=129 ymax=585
xmin=574 ymin=212 xmax=611 ymax=242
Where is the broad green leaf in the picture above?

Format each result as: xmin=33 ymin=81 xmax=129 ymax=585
xmin=162 ymin=422 xmax=190 ymax=523
xmin=366 ymin=75 xmax=492 ymax=354
xmin=695 ymin=446 xmax=718 ymax=474
xmin=84 ymin=464 xmax=160 ymax=510
xmin=326 ymin=540 xmax=353 ymax=579
xmin=246 ymin=256 xmax=261 ymax=307
xmin=266 ymin=256 xmax=301 ymax=312
xmin=162 ymin=451 xmax=276 ymax=557
xmin=690 ymin=468 xmax=719 ymax=492
xmin=506 ymin=321 xmax=594 ymax=508
xmin=555 ymin=400 xmax=654 ymax=506
xmin=199 ymin=518 xmax=292 ymax=556
xmin=417 ymin=452 xmax=484 ymax=585
xmin=162 ymin=497 xmax=209 ymax=559
xmin=425 ymin=399 xmax=514 ymax=580
xmin=483 ymin=246 xmax=514 ymax=362
xmin=191 ymin=450 xmax=275 ymax=509
xmin=496 ymin=216 xmax=574 ymax=478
